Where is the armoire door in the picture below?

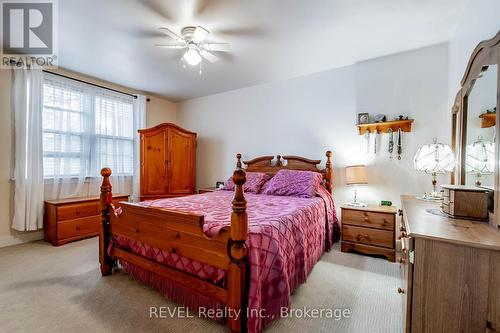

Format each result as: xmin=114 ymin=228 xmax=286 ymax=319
xmin=140 ymin=128 xmax=168 ymax=196
xmin=167 ymin=127 xmax=195 ymax=195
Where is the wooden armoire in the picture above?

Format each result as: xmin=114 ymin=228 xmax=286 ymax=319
xmin=139 ymin=123 xmax=196 ymax=200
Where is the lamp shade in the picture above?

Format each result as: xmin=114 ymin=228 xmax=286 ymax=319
xmin=413 ymin=140 xmax=455 ymax=174
xmin=345 ymin=165 xmax=368 ymax=185
xmin=466 ymin=139 xmax=495 ymax=174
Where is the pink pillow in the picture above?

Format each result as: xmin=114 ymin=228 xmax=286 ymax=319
xmin=222 ymin=172 xmax=271 ymax=193
xmin=262 ymin=169 xmax=323 ymax=198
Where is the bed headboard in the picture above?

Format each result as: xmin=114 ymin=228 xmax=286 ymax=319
xmin=235 ymin=151 xmax=333 ymax=193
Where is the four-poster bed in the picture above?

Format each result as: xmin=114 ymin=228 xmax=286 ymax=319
xmin=99 ymin=151 xmax=336 ymax=333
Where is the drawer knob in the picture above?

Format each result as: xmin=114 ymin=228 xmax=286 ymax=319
xmin=76 ymin=226 xmax=80 ymax=230
xmin=364 ymin=217 xmax=369 ymax=222
xmin=357 ymin=234 xmax=369 ymax=241
xmin=76 ymin=211 xmax=80 ymax=215
xmin=397 ymin=288 xmax=405 ymax=294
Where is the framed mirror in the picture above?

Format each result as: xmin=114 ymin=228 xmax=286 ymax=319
xmin=464 ymin=65 xmax=497 ymax=188
xmin=452 ymin=31 xmax=500 ymax=226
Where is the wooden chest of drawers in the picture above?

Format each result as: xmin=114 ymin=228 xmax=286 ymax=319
xmin=44 ymin=194 xmax=129 ymax=246
xmin=340 ymin=205 xmax=397 ymax=262
xmin=399 ymin=195 xmax=500 ymax=332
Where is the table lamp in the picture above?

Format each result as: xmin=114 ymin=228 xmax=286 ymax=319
xmin=345 ymin=165 xmax=368 ymax=207
xmin=466 ymin=137 xmax=495 ymax=186
xmin=413 ymin=138 xmax=456 ymax=200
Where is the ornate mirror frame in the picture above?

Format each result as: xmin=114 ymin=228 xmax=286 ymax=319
xmin=452 ymin=30 xmax=500 ymax=226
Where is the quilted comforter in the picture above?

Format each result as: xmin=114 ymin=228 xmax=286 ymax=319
xmin=111 ymin=187 xmax=339 ymax=332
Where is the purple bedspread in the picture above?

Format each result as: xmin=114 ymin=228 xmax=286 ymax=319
xmin=112 ymin=187 xmax=339 ymax=332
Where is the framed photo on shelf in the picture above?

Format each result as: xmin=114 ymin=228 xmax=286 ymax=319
xmin=357 ymin=113 xmax=370 ymax=124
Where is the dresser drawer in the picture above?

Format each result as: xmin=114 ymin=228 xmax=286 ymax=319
xmin=57 ymin=202 xmax=99 ymax=221
xmin=342 ymin=225 xmax=394 ymax=248
xmin=57 ymin=216 xmax=100 ymax=239
xmin=342 ymin=209 xmax=395 ymax=230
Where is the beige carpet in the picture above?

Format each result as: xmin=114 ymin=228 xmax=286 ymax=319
xmin=0 ymin=238 xmax=402 ymax=333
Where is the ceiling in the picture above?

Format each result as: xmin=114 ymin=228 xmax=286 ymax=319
xmin=58 ymin=0 xmax=466 ymax=101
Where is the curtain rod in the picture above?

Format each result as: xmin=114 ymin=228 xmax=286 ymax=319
xmin=42 ymin=70 xmax=151 ymax=102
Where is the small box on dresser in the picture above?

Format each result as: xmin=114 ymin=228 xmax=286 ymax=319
xmin=44 ymin=194 xmax=129 ymax=246
xmin=441 ymin=184 xmax=492 ymax=221
xmin=341 ymin=205 xmax=397 ymax=262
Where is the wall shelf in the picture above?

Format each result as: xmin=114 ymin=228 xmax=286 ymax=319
xmin=357 ymin=119 xmax=414 ymax=135
xmin=479 ymin=113 xmax=496 ymax=128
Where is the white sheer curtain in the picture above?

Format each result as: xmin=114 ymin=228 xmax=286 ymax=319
xmin=132 ymin=95 xmax=146 ymax=201
xmin=12 ymin=67 xmax=45 ymax=231
xmin=43 ymin=74 xmax=92 ymax=199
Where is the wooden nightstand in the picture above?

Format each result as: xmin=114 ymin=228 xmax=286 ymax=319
xmin=44 ymin=194 xmax=129 ymax=246
xmin=340 ymin=204 xmax=397 ymax=262
xmin=198 ymin=187 xmax=217 ymax=194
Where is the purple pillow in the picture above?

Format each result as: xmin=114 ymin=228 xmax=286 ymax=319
xmin=262 ymin=169 xmax=323 ymax=198
xmin=222 ymin=172 xmax=271 ymax=193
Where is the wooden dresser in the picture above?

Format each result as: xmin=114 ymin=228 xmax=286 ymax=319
xmin=341 ymin=205 xmax=396 ymax=262
xmin=139 ymin=123 xmax=196 ymax=201
xmin=400 ymin=195 xmax=500 ymax=332
xmin=44 ymin=194 xmax=129 ymax=246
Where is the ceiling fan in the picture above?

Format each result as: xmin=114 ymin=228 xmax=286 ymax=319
xmin=156 ymin=26 xmax=231 ymax=70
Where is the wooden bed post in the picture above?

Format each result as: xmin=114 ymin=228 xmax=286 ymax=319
xmin=227 ymin=159 xmax=248 ymax=333
xmin=325 ymin=150 xmax=333 ymax=193
xmin=99 ymin=168 xmax=115 ymax=276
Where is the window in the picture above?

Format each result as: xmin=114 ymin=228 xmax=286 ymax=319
xmin=42 ymin=75 xmax=134 ymax=179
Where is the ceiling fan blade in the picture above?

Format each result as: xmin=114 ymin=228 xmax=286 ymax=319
xmin=195 ymin=0 xmax=210 ymax=15
xmin=192 ymin=26 xmax=209 ymax=43
xmin=158 ymin=27 xmax=183 ymax=41
xmin=201 ymin=42 xmax=231 ymax=52
xmin=200 ymin=50 xmax=219 ymax=63
xmin=155 ymin=44 xmax=186 ymax=49
xmin=138 ymin=0 xmax=174 ymax=21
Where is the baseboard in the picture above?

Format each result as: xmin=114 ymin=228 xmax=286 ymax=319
xmin=0 ymin=230 xmax=44 ymax=248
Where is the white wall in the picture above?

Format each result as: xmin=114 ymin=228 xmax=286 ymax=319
xmin=178 ymin=43 xmax=450 ymax=210
xmin=448 ymin=0 xmax=500 ymax=106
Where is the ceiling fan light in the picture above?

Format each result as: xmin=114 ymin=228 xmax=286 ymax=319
xmin=183 ymin=47 xmax=202 ymax=66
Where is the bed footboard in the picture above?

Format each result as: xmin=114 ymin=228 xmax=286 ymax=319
xmin=99 ymin=164 xmax=249 ymax=333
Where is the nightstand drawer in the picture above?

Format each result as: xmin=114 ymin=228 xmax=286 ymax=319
xmin=57 ymin=202 xmax=99 ymax=221
xmin=342 ymin=225 xmax=394 ymax=248
xmin=342 ymin=209 xmax=395 ymax=230
xmin=57 ymin=216 xmax=100 ymax=240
